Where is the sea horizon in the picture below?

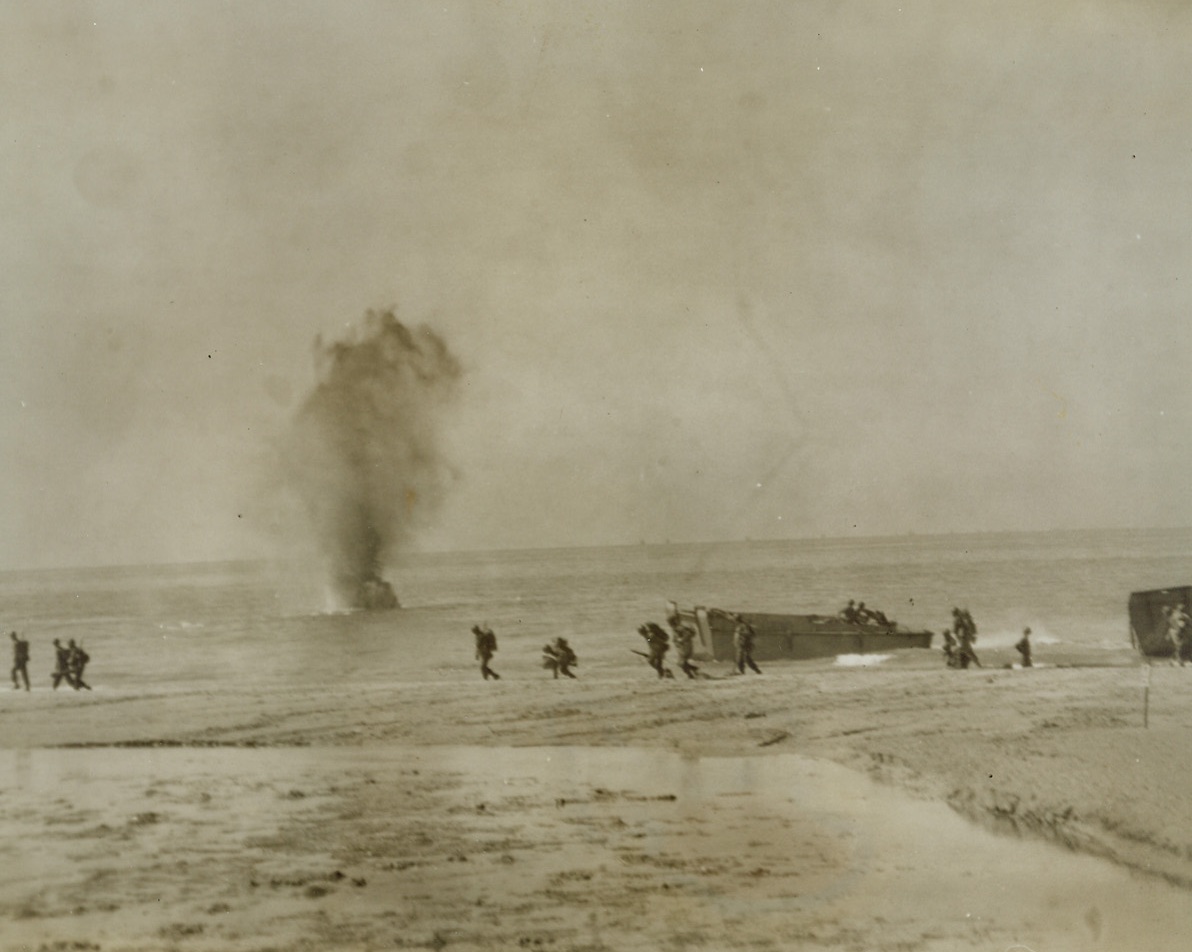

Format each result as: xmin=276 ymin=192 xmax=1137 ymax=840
xmin=3 ymin=523 xmax=1191 ymax=576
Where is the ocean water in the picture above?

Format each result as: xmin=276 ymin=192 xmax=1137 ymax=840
xmin=2 ymin=528 xmax=1190 ymax=691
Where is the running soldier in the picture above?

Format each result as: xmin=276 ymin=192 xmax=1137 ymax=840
xmin=552 ymin=637 xmax=578 ymax=679
xmin=68 ymin=639 xmax=91 ymax=690
xmin=733 ymin=614 xmax=761 ymax=675
xmin=51 ymin=638 xmax=74 ymax=690
xmin=10 ymin=631 xmax=30 ymax=691
xmin=941 ymin=627 xmax=958 ymax=667
xmin=953 ymin=608 xmax=981 ymax=669
xmin=669 ymin=616 xmax=700 ymax=679
xmin=637 ymin=623 xmax=671 ymax=679
xmin=472 ymin=624 xmax=500 ymax=680
xmin=542 ymin=640 xmax=560 ymax=677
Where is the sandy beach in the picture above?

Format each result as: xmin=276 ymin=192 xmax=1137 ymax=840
xmin=4 ymin=645 xmax=1192 ymax=951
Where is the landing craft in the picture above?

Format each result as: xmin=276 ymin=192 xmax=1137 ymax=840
xmin=1128 ymin=586 xmax=1191 ymax=657
xmin=666 ymin=601 xmax=933 ymax=662
xmin=340 ymin=574 xmax=400 ymax=610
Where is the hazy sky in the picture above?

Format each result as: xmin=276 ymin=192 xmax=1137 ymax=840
xmin=2 ymin=1 xmax=1190 ymax=569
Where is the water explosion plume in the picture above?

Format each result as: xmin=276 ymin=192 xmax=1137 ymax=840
xmin=286 ymin=309 xmax=461 ymax=609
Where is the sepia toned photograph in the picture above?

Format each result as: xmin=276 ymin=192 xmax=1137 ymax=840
xmin=2 ymin=2 xmax=1192 ymax=950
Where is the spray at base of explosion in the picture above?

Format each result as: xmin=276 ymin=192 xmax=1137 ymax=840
xmin=285 ymin=309 xmax=461 ymax=610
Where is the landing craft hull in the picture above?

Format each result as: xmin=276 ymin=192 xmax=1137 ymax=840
xmin=1128 ymin=586 xmax=1191 ymax=657
xmin=667 ymin=601 xmax=933 ymax=662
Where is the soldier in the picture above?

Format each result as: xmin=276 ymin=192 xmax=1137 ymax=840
xmin=553 ymin=637 xmax=578 ymax=679
xmin=68 ymin=639 xmax=91 ymax=691
xmin=1015 ymin=627 xmax=1033 ymax=668
xmin=941 ymin=627 xmax=958 ymax=667
xmin=542 ymin=640 xmax=560 ymax=677
xmin=472 ymin=624 xmax=500 ymax=680
xmin=637 ymin=624 xmax=671 ymax=679
xmin=1166 ymin=603 xmax=1190 ymax=666
xmin=733 ymin=614 xmax=761 ymax=675
xmin=51 ymin=638 xmax=74 ymax=690
xmin=669 ymin=616 xmax=699 ymax=679
xmin=839 ymin=600 xmax=860 ymax=624
xmin=955 ymin=611 xmax=981 ymax=669
xmin=10 ymin=631 xmax=30 ymax=691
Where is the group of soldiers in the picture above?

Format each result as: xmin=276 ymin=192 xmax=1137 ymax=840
xmin=636 ymin=612 xmax=762 ymax=679
xmin=940 ymin=607 xmax=982 ymax=669
xmin=10 ymin=631 xmax=92 ymax=692
xmin=469 ymin=623 xmax=578 ymax=680
xmin=635 ymin=616 xmax=696 ymax=679
xmin=838 ymin=600 xmax=897 ymax=628
xmin=470 ymin=612 xmax=763 ymax=682
xmin=939 ymin=608 xmax=1034 ymax=670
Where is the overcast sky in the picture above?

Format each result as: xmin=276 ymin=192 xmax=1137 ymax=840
xmin=2 ymin=1 xmax=1190 ymax=569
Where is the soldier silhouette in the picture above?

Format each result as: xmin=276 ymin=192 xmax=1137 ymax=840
xmin=472 ymin=624 xmax=500 ymax=680
xmin=10 ymin=632 xmax=30 ymax=691
xmin=51 ymin=639 xmax=73 ymax=690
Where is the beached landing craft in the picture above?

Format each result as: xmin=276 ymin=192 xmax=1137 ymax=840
xmin=1128 ymin=586 xmax=1192 ymax=658
xmin=666 ymin=600 xmax=934 ymax=662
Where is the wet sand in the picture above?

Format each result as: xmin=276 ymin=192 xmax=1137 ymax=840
xmin=3 ymin=645 xmax=1192 ymax=950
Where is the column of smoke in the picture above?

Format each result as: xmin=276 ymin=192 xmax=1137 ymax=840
xmin=285 ymin=309 xmax=461 ymax=610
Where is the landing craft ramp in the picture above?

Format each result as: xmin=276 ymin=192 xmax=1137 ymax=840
xmin=1129 ymin=586 xmax=1192 ymax=658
